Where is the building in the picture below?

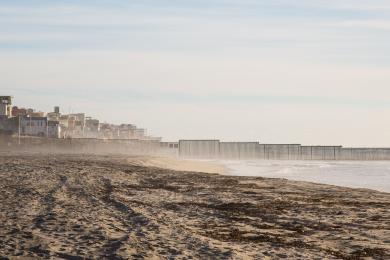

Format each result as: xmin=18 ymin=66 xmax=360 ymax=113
xmin=29 ymin=111 xmax=45 ymax=117
xmin=99 ymin=123 xmax=115 ymax=139
xmin=47 ymin=106 xmax=61 ymax=121
xmin=12 ymin=106 xmax=45 ymax=118
xmin=84 ymin=117 xmax=100 ymax=138
xmin=21 ymin=117 xmax=48 ymax=137
xmin=48 ymin=121 xmax=61 ymax=138
xmin=134 ymin=128 xmax=146 ymax=138
xmin=85 ymin=117 xmax=99 ymax=132
xmin=117 ymin=124 xmax=136 ymax=139
xmin=1 ymin=95 xmax=157 ymax=141
xmin=20 ymin=116 xmax=61 ymax=138
xmin=0 ymin=96 xmax=12 ymax=118
xmin=70 ymin=113 xmax=85 ymax=126
xmin=63 ymin=113 xmax=85 ymax=138
xmin=0 ymin=116 xmax=18 ymax=134
xmin=12 ymin=106 xmax=27 ymax=117
xmin=73 ymin=121 xmax=84 ymax=137
xmin=47 ymin=112 xmax=59 ymax=121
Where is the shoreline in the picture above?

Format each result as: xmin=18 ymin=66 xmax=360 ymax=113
xmin=131 ymin=156 xmax=228 ymax=174
xmin=220 ymin=159 xmax=390 ymax=194
xmin=1 ymin=151 xmax=389 ymax=193
xmin=1 ymin=153 xmax=389 ymax=258
xmin=138 ymin=156 xmax=390 ymax=193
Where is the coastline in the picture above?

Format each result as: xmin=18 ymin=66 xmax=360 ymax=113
xmin=220 ymin=159 xmax=390 ymax=194
xmin=1 ymin=153 xmax=389 ymax=259
xmin=137 ymin=156 xmax=390 ymax=193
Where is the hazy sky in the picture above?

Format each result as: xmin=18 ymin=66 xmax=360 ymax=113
xmin=1 ymin=0 xmax=390 ymax=146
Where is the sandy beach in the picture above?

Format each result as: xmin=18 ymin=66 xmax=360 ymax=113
xmin=0 ymin=153 xmax=389 ymax=259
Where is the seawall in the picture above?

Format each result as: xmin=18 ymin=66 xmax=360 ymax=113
xmin=0 ymin=135 xmax=165 ymax=155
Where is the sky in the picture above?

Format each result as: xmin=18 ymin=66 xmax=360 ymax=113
xmin=1 ymin=0 xmax=390 ymax=146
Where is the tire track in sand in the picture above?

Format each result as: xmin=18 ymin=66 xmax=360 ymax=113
xmin=29 ymin=175 xmax=67 ymax=258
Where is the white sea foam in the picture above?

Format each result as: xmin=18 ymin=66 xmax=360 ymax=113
xmin=220 ymin=160 xmax=390 ymax=193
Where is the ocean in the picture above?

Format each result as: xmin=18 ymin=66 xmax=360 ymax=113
xmin=221 ymin=160 xmax=390 ymax=193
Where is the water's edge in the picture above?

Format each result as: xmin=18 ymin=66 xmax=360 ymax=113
xmin=218 ymin=160 xmax=390 ymax=193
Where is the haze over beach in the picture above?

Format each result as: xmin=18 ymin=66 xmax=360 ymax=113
xmin=1 ymin=0 xmax=390 ymax=259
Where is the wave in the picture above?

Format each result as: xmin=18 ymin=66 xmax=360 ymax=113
xmin=220 ymin=160 xmax=390 ymax=193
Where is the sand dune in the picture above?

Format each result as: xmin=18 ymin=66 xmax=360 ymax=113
xmin=0 ymin=153 xmax=389 ymax=259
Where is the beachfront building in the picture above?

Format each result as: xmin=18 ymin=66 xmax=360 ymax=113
xmin=98 ymin=123 xmax=115 ymax=139
xmin=48 ymin=121 xmax=61 ymax=138
xmin=70 ymin=113 xmax=85 ymax=127
xmin=21 ymin=117 xmax=48 ymax=137
xmin=0 ymin=116 xmax=18 ymax=135
xmin=47 ymin=106 xmax=61 ymax=121
xmin=117 ymin=124 xmax=137 ymax=139
xmin=1 ymin=95 xmax=160 ymax=141
xmin=57 ymin=113 xmax=86 ymax=138
xmin=134 ymin=128 xmax=146 ymax=139
xmin=84 ymin=117 xmax=100 ymax=138
xmin=68 ymin=113 xmax=85 ymax=138
xmin=12 ymin=106 xmax=45 ymax=118
xmin=20 ymin=117 xmax=61 ymax=138
xmin=0 ymin=96 xmax=12 ymax=118
xmin=12 ymin=106 xmax=27 ymax=117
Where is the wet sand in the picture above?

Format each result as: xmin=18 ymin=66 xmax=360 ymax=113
xmin=0 ymin=153 xmax=389 ymax=259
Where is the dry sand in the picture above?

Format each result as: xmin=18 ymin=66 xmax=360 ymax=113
xmin=0 ymin=153 xmax=389 ymax=259
xmin=130 ymin=156 xmax=227 ymax=174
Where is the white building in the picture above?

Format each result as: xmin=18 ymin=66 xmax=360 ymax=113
xmin=0 ymin=96 xmax=12 ymax=118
